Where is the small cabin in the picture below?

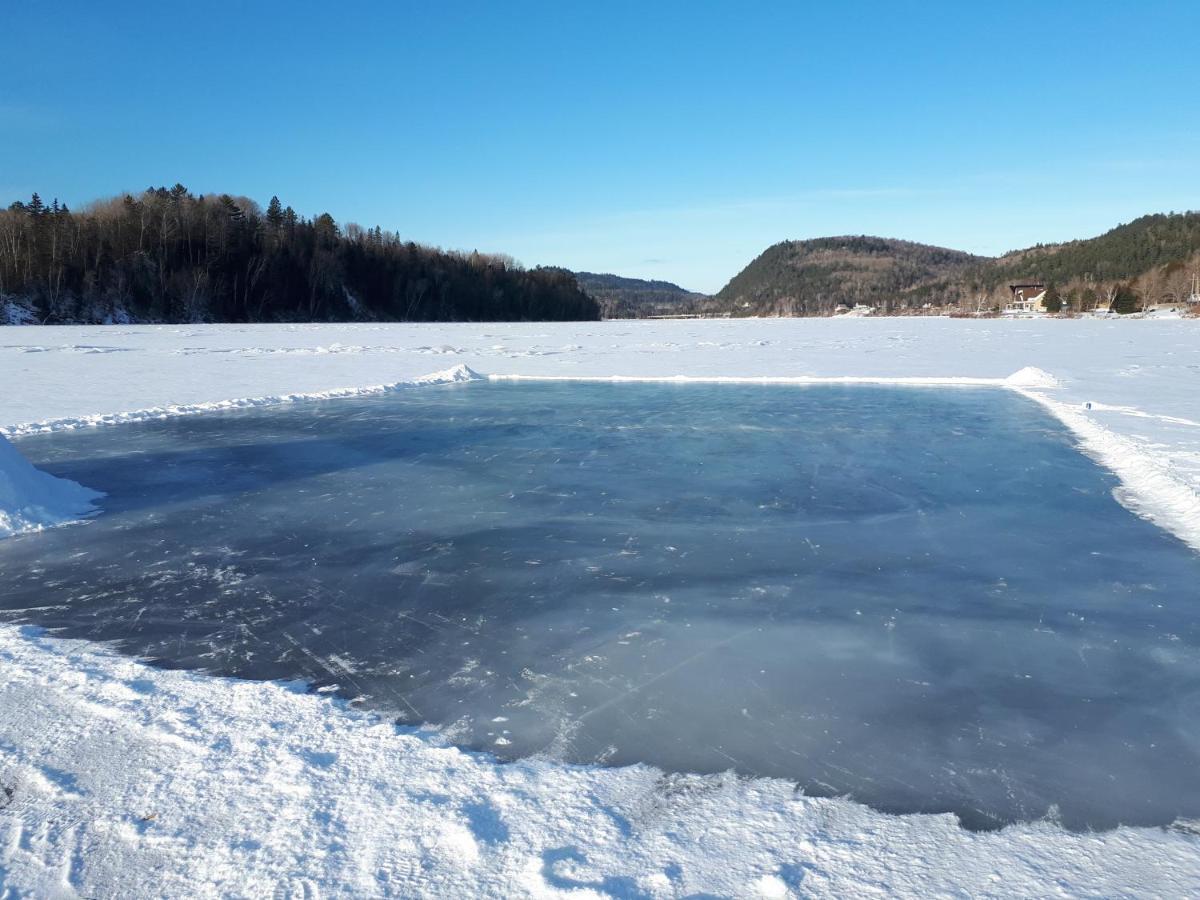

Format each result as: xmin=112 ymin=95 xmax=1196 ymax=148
xmin=1008 ymin=282 xmax=1047 ymax=313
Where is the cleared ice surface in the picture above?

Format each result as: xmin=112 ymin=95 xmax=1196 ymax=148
xmin=4 ymin=382 xmax=1199 ymax=831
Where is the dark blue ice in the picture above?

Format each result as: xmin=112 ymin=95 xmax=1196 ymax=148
xmin=3 ymin=383 xmax=1199 ymax=830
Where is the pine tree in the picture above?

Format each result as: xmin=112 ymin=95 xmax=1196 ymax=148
xmin=266 ymin=195 xmax=284 ymax=228
xmin=1042 ymin=282 xmax=1063 ymax=313
xmin=27 ymin=193 xmax=44 ymax=218
xmin=219 ymin=195 xmax=245 ymax=223
xmin=1113 ymin=285 xmax=1139 ymax=314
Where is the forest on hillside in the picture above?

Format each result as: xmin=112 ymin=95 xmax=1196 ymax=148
xmin=715 ymin=237 xmax=981 ymax=315
xmin=0 ymin=187 xmax=599 ymax=324
xmin=574 ymin=272 xmax=709 ymax=318
xmin=714 ymin=214 xmax=1200 ymax=316
xmin=964 ymin=212 xmax=1200 ymax=308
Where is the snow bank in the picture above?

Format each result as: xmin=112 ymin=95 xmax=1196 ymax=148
xmin=0 ymin=434 xmax=101 ymax=538
xmin=2 ymin=626 xmax=1197 ymax=898
xmin=490 ymin=360 xmax=1200 ymax=552
xmin=1017 ymin=388 xmax=1200 ymax=553
xmin=1 ymin=364 xmax=481 ymax=437
xmin=488 ymin=372 xmax=1009 ymax=386
xmin=0 ymin=360 xmax=479 ymax=537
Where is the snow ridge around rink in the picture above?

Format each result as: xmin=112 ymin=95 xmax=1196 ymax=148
xmin=2 ymin=318 xmax=1200 ymax=895
xmin=3 ymin=626 xmax=1199 ymax=898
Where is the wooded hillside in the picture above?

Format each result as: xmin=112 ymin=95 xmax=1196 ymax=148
xmin=574 ymin=272 xmax=709 ymax=318
xmin=715 ymin=237 xmax=980 ymax=315
xmin=716 ymin=213 xmax=1200 ymax=315
xmin=0 ymin=187 xmax=599 ymax=324
xmin=963 ymin=212 xmax=1200 ymax=309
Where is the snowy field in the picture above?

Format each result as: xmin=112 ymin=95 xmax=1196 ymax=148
xmin=2 ymin=318 xmax=1200 ymax=897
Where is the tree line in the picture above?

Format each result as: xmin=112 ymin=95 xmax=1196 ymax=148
xmin=0 ymin=186 xmax=599 ymax=323
xmin=974 ymin=213 xmax=1200 ymax=289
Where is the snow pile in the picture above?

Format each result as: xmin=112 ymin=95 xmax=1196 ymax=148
xmin=412 ymin=362 xmax=481 ymax=384
xmin=2 ymin=626 xmax=1197 ymax=898
xmin=1003 ymin=365 xmax=1060 ymax=388
xmin=0 ymin=434 xmax=101 ymax=538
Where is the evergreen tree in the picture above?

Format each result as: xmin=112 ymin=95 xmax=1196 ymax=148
xmin=1113 ymin=285 xmax=1140 ymax=314
xmin=1042 ymin=282 xmax=1063 ymax=313
xmin=313 ymin=212 xmax=338 ymax=243
xmin=219 ymin=195 xmax=245 ymax=222
xmin=266 ymin=195 xmax=284 ymax=228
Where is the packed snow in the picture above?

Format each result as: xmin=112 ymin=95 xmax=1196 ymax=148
xmin=2 ymin=318 xmax=1199 ymax=897
xmin=4 ymin=625 xmax=1200 ymax=898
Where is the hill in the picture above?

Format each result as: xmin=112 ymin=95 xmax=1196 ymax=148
xmin=574 ymin=272 xmax=710 ymax=318
xmin=717 ymin=213 xmax=1200 ymax=315
xmin=964 ymin=212 xmax=1200 ymax=308
xmin=0 ymin=187 xmax=599 ymax=324
xmin=715 ymin=237 xmax=981 ymax=316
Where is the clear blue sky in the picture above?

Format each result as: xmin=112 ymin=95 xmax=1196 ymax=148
xmin=3 ymin=1 xmax=1199 ymax=293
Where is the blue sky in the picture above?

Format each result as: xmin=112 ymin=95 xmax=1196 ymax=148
xmin=3 ymin=1 xmax=1199 ymax=292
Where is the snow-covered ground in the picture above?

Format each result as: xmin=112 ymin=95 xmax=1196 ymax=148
xmin=2 ymin=318 xmax=1199 ymax=897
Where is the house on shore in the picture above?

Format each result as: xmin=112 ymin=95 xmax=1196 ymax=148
xmin=1006 ymin=283 xmax=1047 ymax=314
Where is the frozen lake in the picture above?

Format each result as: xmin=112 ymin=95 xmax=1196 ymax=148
xmin=4 ymin=382 xmax=1199 ymax=830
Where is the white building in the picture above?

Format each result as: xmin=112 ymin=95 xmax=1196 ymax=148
xmin=1005 ymin=282 xmax=1048 ymax=315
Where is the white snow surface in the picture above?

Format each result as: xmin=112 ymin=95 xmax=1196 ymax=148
xmin=2 ymin=318 xmax=1200 ymax=896
xmin=3 ymin=626 xmax=1199 ymax=899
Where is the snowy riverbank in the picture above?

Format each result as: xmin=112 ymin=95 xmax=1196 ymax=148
xmin=2 ymin=318 xmax=1199 ymax=896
